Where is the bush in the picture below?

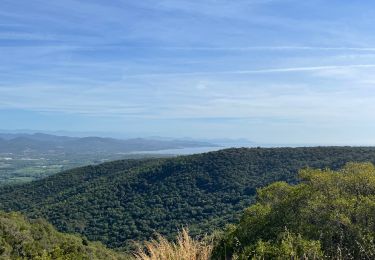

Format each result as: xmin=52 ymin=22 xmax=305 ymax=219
xmin=213 ymin=163 xmax=375 ymax=259
xmin=0 ymin=211 xmax=128 ymax=259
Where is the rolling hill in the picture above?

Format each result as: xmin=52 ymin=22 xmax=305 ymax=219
xmin=1 ymin=147 xmax=375 ymax=249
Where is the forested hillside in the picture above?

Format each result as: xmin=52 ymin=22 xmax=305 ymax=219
xmin=0 ymin=211 xmax=128 ymax=259
xmin=1 ymin=147 xmax=375 ymax=249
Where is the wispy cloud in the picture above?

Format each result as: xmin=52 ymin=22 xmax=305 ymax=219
xmin=124 ymin=64 xmax=375 ymax=78
xmin=148 ymin=46 xmax=375 ymax=52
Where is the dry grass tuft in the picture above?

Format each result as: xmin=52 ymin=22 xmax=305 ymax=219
xmin=134 ymin=228 xmax=212 ymax=260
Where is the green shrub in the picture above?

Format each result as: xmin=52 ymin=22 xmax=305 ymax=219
xmin=213 ymin=163 xmax=375 ymax=259
xmin=0 ymin=211 xmax=129 ymax=259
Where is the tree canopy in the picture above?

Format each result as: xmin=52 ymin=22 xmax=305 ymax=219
xmin=0 ymin=211 xmax=128 ymax=259
xmin=213 ymin=163 xmax=375 ymax=259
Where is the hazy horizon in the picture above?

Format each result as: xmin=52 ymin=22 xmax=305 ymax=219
xmin=2 ymin=1 xmax=375 ymax=145
xmin=1 ymin=128 xmax=372 ymax=147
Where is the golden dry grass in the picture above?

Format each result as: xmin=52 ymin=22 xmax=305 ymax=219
xmin=133 ymin=228 xmax=212 ymax=260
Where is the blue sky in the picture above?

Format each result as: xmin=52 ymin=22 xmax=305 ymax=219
xmin=1 ymin=0 xmax=375 ymax=144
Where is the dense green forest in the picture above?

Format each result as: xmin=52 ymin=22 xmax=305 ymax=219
xmin=212 ymin=163 xmax=375 ymax=259
xmin=1 ymin=147 xmax=375 ymax=250
xmin=0 ymin=211 xmax=128 ymax=259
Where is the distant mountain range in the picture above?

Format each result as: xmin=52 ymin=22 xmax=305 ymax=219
xmin=0 ymin=133 xmax=218 ymax=154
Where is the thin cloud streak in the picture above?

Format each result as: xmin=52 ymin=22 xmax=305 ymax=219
xmin=124 ymin=64 xmax=375 ymax=78
xmin=4 ymin=45 xmax=375 ymax=52
xmin=154 ymin=46 xmax=375 ymax=52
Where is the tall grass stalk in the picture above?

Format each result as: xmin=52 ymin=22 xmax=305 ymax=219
xmin=134 ymin=228 xmax=212 ymax=260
